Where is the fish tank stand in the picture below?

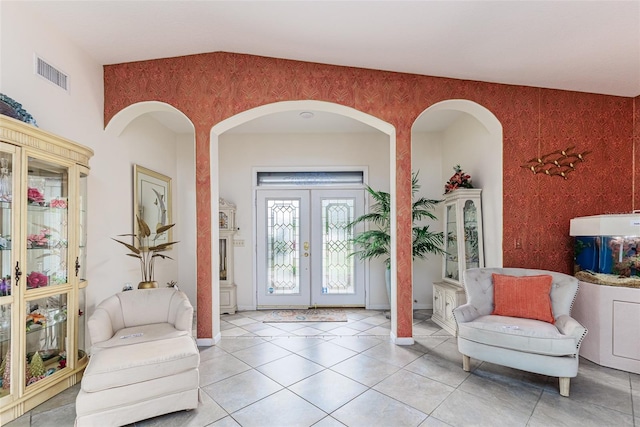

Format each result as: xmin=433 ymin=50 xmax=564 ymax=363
xmin=570 ymin=214 xmax=640 ymax=374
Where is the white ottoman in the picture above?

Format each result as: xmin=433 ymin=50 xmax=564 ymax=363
xmin=75 ymin=335 xmax=200 ymax=426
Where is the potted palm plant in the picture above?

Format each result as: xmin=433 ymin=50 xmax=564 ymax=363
xmin=113 ymin=216 xmax=178 ymax=289
xmin=348 ymin=172 xmax=444 ymax=304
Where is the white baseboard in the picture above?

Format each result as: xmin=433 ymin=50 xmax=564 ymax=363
xmin=368 ymin=304 xmax=391 ymax=311
xmin=390 ymin=330 xmax=415 ymax=346
xmin=196 ymin=333 xmax=221 ymax=347
xmin=196 ymin=338 xmax=215 ymax=347
xmin=237 ymin=305 xmax=256 ymax=311
xmin=413 ymin=303 xmax=432 ymax=310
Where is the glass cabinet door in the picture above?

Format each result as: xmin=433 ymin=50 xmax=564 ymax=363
xmin=0 ymin=145 xmax=16 ymax=401
xmin=25 ymin=157 xmax=69 ymax=290
xmin=463 ymin=199 xmax=480 ymax=270
xmin=77 ymin=170 xmax=87 ymax=284
xmin=76 ymin=169 xmax=88 ymax=359
xmin=444 ymin=204 xmax=459 ymax=281
xmin=24 ymin=292 xmax=69 ymax=387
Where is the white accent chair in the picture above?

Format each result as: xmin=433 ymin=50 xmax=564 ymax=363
xmin=452 ymin=268 xmax=588 ymax=397
xmin=75 ymin=288 xmax=200 ymax=426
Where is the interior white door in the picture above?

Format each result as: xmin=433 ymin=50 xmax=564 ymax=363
xmin=256 ymin=188 xmax=365 ymax=308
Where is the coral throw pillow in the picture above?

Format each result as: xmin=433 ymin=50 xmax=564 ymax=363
xmin=491 ymin=274 xmax=555 ymax=324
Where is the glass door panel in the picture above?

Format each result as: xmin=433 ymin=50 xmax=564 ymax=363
xmin=0 ymin=150 xmax=14 ymax=297
xmin=25 ymin=293 xmax=69 ymax=387
xmin=77 ymin=170 xmax=88 ymax=283
xmin=26 ymin=157 xmax=69 ymax=289
xmin=444 ymin=204 xmax=459 ymax=281
xmin=463 ymin=200 xmax=480 ymax=270
xmin=0 ymin=303 xmax=11 ymax=398
xmin=256 ymin=190 xmax=310 ymax=307
xmin=311 ymin=190 xmax=364 ymax=306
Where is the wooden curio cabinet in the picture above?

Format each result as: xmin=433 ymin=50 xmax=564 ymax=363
xmin=0 ymin=116 xmax=93 ymax=424
xmin=219 ymin=198 xmax=237 ymax=314
xmin=433 ymin=188 xmax=484 ymax=335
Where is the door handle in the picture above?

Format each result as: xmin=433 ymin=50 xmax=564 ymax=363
xmin=303 ymin=242 xmax=309 ymax=251
xmin=304 ymin=253 xmax=309 ymax=257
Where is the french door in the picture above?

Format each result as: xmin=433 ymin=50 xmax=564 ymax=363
xmin=256 ymin=189 xmax=365 ymax=308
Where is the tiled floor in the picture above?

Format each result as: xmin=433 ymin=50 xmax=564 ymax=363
xmin=6 ymin=309 xmax=640 ymax=427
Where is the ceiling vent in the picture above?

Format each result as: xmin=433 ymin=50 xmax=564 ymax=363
xmin=35 ymin=56 xmax=68 ymax=91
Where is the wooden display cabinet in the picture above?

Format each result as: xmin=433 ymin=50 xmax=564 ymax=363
xmin=0 ymin=116 xmax=93 ymax=424
xmin=219 ymin=198 xmax=237 ymax=314
xmin=433 ymin=188 xmax=484 ymax=335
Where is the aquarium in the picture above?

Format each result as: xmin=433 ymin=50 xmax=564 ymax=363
xmin=570 ymin=214 xmax=640 ymax=288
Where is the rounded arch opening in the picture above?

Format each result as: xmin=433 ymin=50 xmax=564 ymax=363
xmin=104 ymin=100 xmax=198 ymax=310
xmin=209 ymin=100 xmax=401 ymax=342
xmin=411 ymin=99 xmax=503 ymax=309
xmin=105 ymin=101 xmax=194 ymax=136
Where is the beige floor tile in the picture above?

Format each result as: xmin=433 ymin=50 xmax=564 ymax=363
xmin=331 ymin=353 xmax=400 ymax=387
xmin=231 ymin=389 xmax=326 ymax=427
xmin=332 ymin=389 xmax=427 ymax=427
xmin=374 ymin=369 xmax=455 ymax=414
xmin=256 ymin=354 xmax=324 ymax=386
xmin=289 ymin=369 xmax=368 ymax=413
xmin=231 ymin=342 xmax=292 ymax=367
xmin=297 ymin=341 xmax=358 ymax=367
xmin=202 ymin=369 xmax=283 ymax=413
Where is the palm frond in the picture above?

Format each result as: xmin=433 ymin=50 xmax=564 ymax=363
xmin=349 ymin=171 xmax=443 ymax=265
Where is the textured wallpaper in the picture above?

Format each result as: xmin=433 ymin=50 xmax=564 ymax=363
xmin=104 ymin=52 xmax=636 ymax=338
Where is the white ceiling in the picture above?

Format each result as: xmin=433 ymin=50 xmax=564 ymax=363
xmin=21 ymin=0 xmax=640 ymax=133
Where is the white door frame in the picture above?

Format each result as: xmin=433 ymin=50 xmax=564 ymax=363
xmin=253 ymin=167 xmax=368 ymax=309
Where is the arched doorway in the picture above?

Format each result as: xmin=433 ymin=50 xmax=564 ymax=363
xmin=411 ymin=99 xmax=503 ymax=316
xmin=105 ymin=100 xmax=198 ymax=310
xmin=208 ymin=101 xmax=401 ymax=343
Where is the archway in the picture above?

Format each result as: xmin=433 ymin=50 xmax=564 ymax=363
xmin=411 ymin=100 xmax=503 ymax=317
xmin=208 ymin=100 xmax=402 ymax=344
xmin=105 ymin=100 xmax=198 ymax=311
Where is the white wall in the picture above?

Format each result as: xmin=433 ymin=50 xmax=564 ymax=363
xmin=411 ymin=132 xmax=445 ymax=309
xmin=112 ymin=115 xmax=180 ymax=289
xmin=0 ymin=3 xmax=196 ymax=345
xmin=176 ymin=133 xmax=197 ymax=305
xmin=441 ymin=114 xmax=502 ymax=268
xmin=218 ymin=131 xmax=391 ymax=309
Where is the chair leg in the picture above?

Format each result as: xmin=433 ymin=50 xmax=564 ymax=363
xmin=559 ymin=377 xmax=570 ymax=397
xmin=462 ymin=355 xmax=471 ymax=372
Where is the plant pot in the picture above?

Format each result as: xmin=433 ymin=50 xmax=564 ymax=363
xmin=138 ymin=281 xmax=158 ymax=289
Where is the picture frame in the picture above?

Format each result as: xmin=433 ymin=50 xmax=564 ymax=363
xmin=133 ymin=164 xmax=172 ymax=249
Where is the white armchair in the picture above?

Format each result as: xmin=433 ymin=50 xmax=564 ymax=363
xmin=76 ymin=288 xmax=200 ymax=426
xmin=453 ymin=268 xmax=588 ymax=397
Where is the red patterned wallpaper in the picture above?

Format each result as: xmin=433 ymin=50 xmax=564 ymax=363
xmin=104 ymin=52 xmax=635 ymax=339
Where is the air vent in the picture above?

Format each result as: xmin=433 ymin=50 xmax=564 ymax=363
xmin=35 ymin=56 xmax=68 ymax=91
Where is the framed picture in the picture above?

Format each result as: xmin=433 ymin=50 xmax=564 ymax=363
xmin=133 ymin=164 xmax=172 ymax=249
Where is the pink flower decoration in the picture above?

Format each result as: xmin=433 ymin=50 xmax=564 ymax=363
xmin=50 ymin=198 xmax=67 ymax=209
xmin=27 ymin=187 xmax=45 ymax=204
xmin=27 ymin=271 xmax=48 ymax=288
xmin=27 ymin=229 xmax=50 ymax=248
xmin=444 ymin=165 xmax=473 ymax=194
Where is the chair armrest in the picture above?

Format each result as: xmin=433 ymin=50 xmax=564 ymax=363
xmin=87 ymin=308 xmax=115 ymax=345
xmin=172 ymin=298 xmax=194 ymax=335
xmin=555 ymin=314 xmax=588 ymax=350
xmin=452 ymin=303 xmax=481 ymax=324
